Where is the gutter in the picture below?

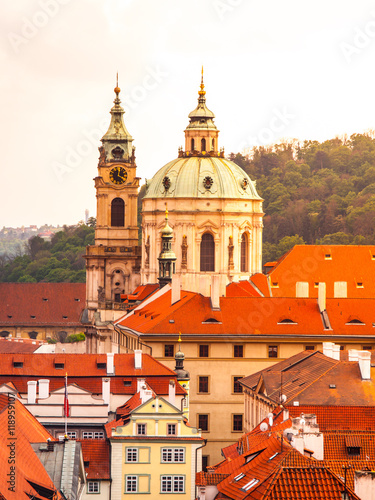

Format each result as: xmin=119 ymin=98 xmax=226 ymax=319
xmin=195 ymin=439 xmax=207 ymax=500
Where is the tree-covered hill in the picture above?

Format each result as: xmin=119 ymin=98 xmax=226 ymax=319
xmin=0 ymin=223 xmax=95 ymax=283
xmin=229 ymin=132 xmax=375 ymax=262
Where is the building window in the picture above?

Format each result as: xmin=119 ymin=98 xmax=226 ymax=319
xmin=161 ymin=475 xmax=185 ymax=493
xmin=126 ymin=448 xmax=138 ymax=462
xmin=268 ymin=345 xmax=278 ymax=358
xmin=82 ymin=432 xmax=93 ymax=439
xmin=212 ymin=138 xmax=215 ymax=150
xmin=191 ymin=138 xmax=195 ymax=150
xmin=111 ymin=197 xmax=125 ymax=227
xmin=87 ymin=481 xmax=100 ymax=494
xmin=198 ymin=376 xmax=209 ymax=393
xmin=241 ymin=233 xmax=249 ymax=272
xmin=137 ymin=423 xmax=146 ymax=436
xmin=363 ymin=345 xmax=373 ymax=350
xmin=125 ymin=476 xmax=137 ymax=493
xmin=233 ymin=376 xmax=243 ymax=393
xmin=164 ymin=344 xmax=174 ymax=357
xmin=234 ymin=345 xmax=244 ymax=358
xmin=233 ymin=414 xmax=243 ymax=432
xmin=94 ymin=432 xmax=104 ymax=439
xmin=202 ymin=455 xmax=209 ymax=472
xmin=67 ymin=432 xmax=76 ymax=439
xmin=201 ymin=138 xmax=206 ymax=152
xmin=200 ymin=233 xmax=215 ymax=272
xmin=199 ymin=344 xmax=209 ymax=357
xmin=167 ymin=424 xmax=176 ymax=436
xmin=161 ymin=448 xmax=185 ymax=463
xmin=305 ymin=345 xmax=315 ymax=351
xmin=198 ymin=414 xmax=209 ymax=432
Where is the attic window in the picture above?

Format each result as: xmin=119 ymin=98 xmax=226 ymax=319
xmin=97 ymin=363 xmax=106 ymax=369
xmin=202 ymin=318 xmax=222 ymax=324
xmin=241 ymin=478 xmax=259 ymax=492
xmin=245 ymin=451 xmax=262 ymax=464
xmin=84 ymin=461 xmax=90 ymax=467
xmin=7 ymin=315 xmax=12 ymax=319
xmin=356 ymin=282 xmax=364 ymax=288
xmin=329 ymin=384 xmax=336 ymax=389
xmin=54 ymin=363 xmax=64 ymax=369
xmin=62 ymin=315 xmax=68 ymax=319
xmin=277 ymin=318 xmax=297 ymax=325
xmin=325 ymin=254 xmax=332 ymax=260
xmin=271 ymin=282 xmax=279 ymax=288
xmin=234 ymin=473 xmax=245 ymax=482
xmin=123 ymin=380 xmax=132 ymax=387
xmin=30 ymin=315 xmax=36 ymax=319
xmin=268 ymin=452 xmax=279 ymax=461
xmin=13 ymin=362 xmax=23 ymax=368
xmin=314 ymin=282 xmax=319 ymax=288
xmin=42 ymin=298 xmax=48 ymax=302
xmin=347 ymin=447 xmax=361 ymax=456
xmin=74 ymin=298 xmax=80 ymax=302
xmin=346 ymin=319 xmax=365 ymax=325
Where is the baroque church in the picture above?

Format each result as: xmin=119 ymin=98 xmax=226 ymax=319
xmin=84 ymin=73 xmax=264 ymax=349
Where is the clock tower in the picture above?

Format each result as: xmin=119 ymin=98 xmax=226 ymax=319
xmin=85 ymin=83 xmax=141 ymax=317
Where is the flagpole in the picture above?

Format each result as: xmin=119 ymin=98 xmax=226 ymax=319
xmin=65 ymin=372 xmax=68 ymax=437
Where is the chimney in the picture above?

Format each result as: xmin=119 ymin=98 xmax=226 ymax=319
xmin=283 ymin=406 xmax=289 ymax=422
xmin=358 ymin=350 xmax=371 ymax=380
xmin=348 ymin=349 xmax=359 ymax=362
xmin=107 ymin=353 xmax=114 ymax=375
xmin=332 ymin=344 xmax=340 ymax=361
xmin=268 ymin=412 xmax=273 ymax=427
xmin=171 ymin=275 xmax=181 ymax=305
xmin=102 ymin=378 xmax=110 ymax=405
xmin=134 ymin=350 xmax=142 ymax=369
xmin=38 ymin=379 xmax=50 ymax=399
xmin=169 ymin=379 xmax=176 ymax=407
xmin=296 ymin=282 xmax=309 ymax=298
xmin=211 ymin=275 xmax=220 ymax=310
xmin=322 ymin=342 xmax=334 ymax=359
xmin=137 ymin=378 xmax=146 ymax=393
xmin=317 ymin=282 xmax=326 ymax=312
xmin=27 ymin=381 xmax=37 ymax=404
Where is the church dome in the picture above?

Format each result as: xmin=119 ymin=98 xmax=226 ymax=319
xmin=144 ymin=156 xmax=261 ymax=200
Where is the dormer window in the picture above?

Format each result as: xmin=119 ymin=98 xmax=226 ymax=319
xmin=13 ymin=362 xmax=23 ymax=368
xmin=345 ymin=436 xmax=361 ymax=456
xmin=356 ymin=282 xmax=364 ymax=288
xmin=278 ymin=318 xmax=297 ymax=325
xmin=325 ymin=253 xmax=332 ymax=260
xmin=54 ymin=363 xmax=64 ymax=369
xmin=346 ymin=319 xmax=365 ymax=325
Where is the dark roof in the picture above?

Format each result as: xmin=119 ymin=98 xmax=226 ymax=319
xmin=0 ymin=283 xmax=86 ymax=327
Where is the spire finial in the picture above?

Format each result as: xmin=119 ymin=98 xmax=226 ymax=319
xmin=114 ymin=72 xmax=121 ymax=96
xmin=198 ymin=66 xmax=206 ymax=97
xmin=165 ymin=205 xmax=168 ymax=220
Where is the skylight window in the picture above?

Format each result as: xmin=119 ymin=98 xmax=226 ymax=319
xmin=241 ymin=479 xmax=259 ymax=492
xmin=278 ymin=318 xmax=297 ymax=324
xmin=234 ymin=473 xmax=245 ymax=482
xmin=268 ymin=452 xmax=279 ymax=461
xmin=346 ymin=319 xmax=365 ymax=325
xmin=356 ymin=282 xmax=364 ymax=288
xmin=325 ymin=254 xmax=332 ymax=260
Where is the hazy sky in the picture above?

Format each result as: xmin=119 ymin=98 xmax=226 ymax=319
xmin=2 ymin=0 xmax=375 ymax=227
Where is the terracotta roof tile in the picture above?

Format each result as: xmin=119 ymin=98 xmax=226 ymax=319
xmin=78 ymin=439 xmax=110 ymax=479
xmin=0 ymin=337 xmax=46 ymax=353
xmin=288 ymin=405 xmax=375 ymax=431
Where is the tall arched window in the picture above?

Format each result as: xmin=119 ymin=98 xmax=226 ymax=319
xmin=200 ymin=233 xmax=215 ymax=272
xmin=241 ymin=233 xmax=249 ymax=272
xmin=212 ymin=138 xmax=215 ymax=150
xmin=111 ymin=198 xmax=125 ymax=227
xmin=191 ymin=138 xmax=195 ymax=151
xmin=201 ymin=138 xmax=206 ymax=152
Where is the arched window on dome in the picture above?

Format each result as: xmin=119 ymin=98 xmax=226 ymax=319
xmin=191 ymin=138 xmax=195 ymax=151
xmin=201 ymin=138 xmax=206 ymax=152
xmin=212 ymin=138 xmax=215 ymax=151
xmin=200 ymin=233 xmax=215 ymax=272
xmin=241 ymin=233 xmax=249 ymax=272
xmin=111 ymin=198 xmax=125 ymax=227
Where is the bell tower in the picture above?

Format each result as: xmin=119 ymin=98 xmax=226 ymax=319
xmin=85 ymin=81 xmax=141 ymax=315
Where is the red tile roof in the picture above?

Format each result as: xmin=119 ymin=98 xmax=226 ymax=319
xmin=288 ymin=406 xmax=375 ymax=431
xmin=0 ymin=283 xmax=86 ymax=327
xmin=268 ymin=245 xmax=375 ymax=298
xmin=78 ymin=439 xmax=110 ymax=480
xmin=0 ymin=337 xmax=46 ymax=353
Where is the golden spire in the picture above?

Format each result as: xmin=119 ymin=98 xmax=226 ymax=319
xmin=114 ymin=72 xmax=121 ymax=96
xmin=165 ymin=205 xmax=168 ymax=219
xmin=198 ymin=66 xmax=206 ymax=97
xmin=178 ymin=332 xmax=182 ymax=342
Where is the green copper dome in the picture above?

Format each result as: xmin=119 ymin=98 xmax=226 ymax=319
xmin=144 ymin=156 xmax=261 ymax=200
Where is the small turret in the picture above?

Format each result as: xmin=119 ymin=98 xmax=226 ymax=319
xmin=158 ymin=209 xmax=177 ymax=288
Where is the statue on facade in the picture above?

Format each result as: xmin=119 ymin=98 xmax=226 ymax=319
xmin=97 ymin=286 xmax=105 ymax=303
xmin=228 ymin=236 xmax=234 ymax=270
xmin=181 ymin=235 xmax=188 ymax=270
xmin=145 ymin=236 xmax=150 ymax=267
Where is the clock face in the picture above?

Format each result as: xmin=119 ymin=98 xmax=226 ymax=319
xmin=109 ymin=166 xmax=128 ymax=185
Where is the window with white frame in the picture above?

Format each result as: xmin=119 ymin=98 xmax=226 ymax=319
xmin=82 ymin=432 xmax=94 ymax=439
xmin=161 ymin=475 xmax=185 ymax=493
xmin=67 ymin=431 xmax=77 ymax=439
xmin=126 ymin=448 xmax=138 ymax=462
xmin=126 ymin=476 xmax=137 ymax=493
xmin=94 ymin=432 xmax=104 ymax=439
xmin=87 ymin=481 xmax=100 ymax=493
xmin=167 ymin=423 xmax=176 ymax=435
xmin=161 ymin=448 xmax=185 ymax=463
xmin=137 ymin=423 xmax=146 ymax=435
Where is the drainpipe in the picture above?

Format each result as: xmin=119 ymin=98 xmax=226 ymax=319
xmin=195 ymin=439 xmax=207 ymax=500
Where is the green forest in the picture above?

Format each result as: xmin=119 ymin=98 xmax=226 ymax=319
xmin=2 ymin=132 xmax=375 ymax=282
xmin=0 ymin=224 xmax=94 ymax=283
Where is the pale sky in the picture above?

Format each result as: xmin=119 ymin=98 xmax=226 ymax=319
xmin=2 ymin=0 xmax=375 ymax=227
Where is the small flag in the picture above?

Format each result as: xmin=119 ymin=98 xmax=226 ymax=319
xmin=64 ymin=373 xmax=69 ymax=418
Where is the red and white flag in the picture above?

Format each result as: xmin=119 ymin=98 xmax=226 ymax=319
xmin=64 ymin=373 xmax=69 ymax=418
